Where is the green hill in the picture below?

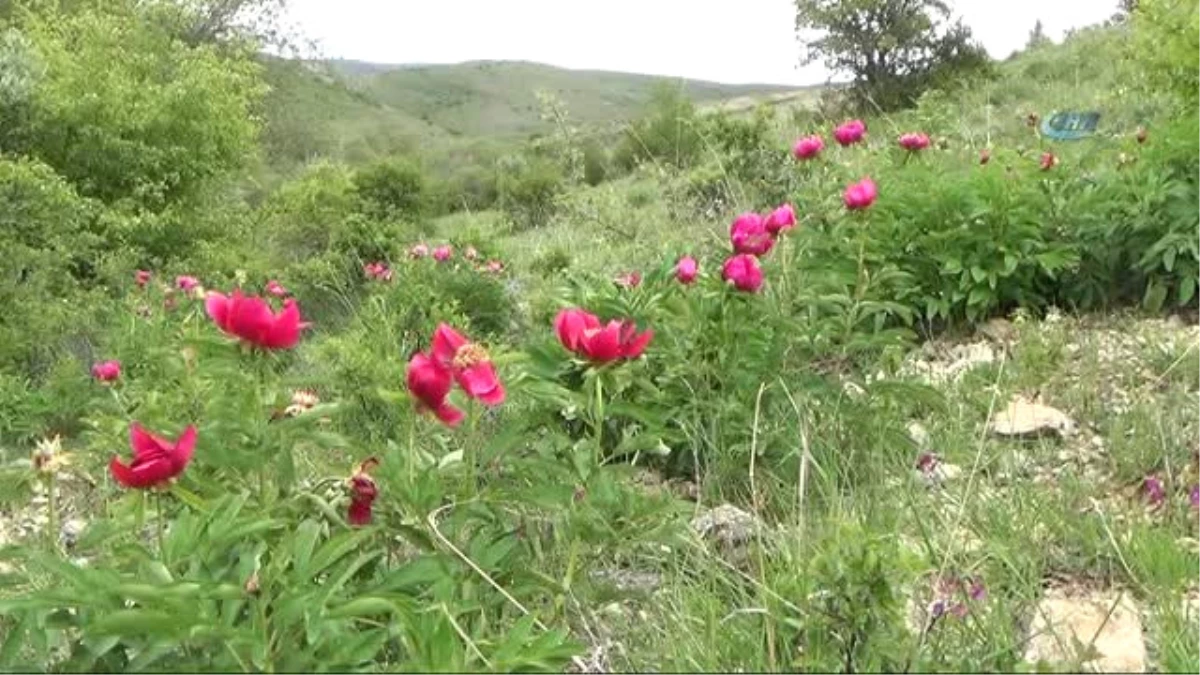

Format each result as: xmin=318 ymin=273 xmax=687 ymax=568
xmin=258 ymin=57 xmax=817 ymax=173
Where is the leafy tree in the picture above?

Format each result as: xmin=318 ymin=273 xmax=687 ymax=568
xmin=793 ymin=0 xmax=991 ymax=111
xmin=616 ymin=83 xmax=703 ymax=169
xmin=352 ymin=158 xmax=427 ymax=222
xmin=1026 ymin=20 xmax=1051 ymax=50
xmin=7 ymin=2 xmax=265 ymax=209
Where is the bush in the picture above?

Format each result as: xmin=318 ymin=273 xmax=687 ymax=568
xmin=352 ymin=158 xmax=427 ymax=222
xmin=10 ymin=3 xmax=264 ymax=209
xmin=497 ymin=156 xmax=564 ymax=232
xmin=616 ymin=83 xmax=703 ymax=170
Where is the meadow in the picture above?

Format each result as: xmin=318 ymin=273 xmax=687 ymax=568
xmin=0 ymin=1 xmax=1197 ymax=672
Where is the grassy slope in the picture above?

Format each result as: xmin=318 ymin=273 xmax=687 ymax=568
xmin=326 ymin=59 xmax=807 ymax=138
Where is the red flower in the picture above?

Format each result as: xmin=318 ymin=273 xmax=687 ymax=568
xmin=792 ymin=135 xmax=824 ymax=160
xmin=730 ymin=213 xmax=775 ymax=256
xmin=1040 ymin=152 xmax=1058 ymax=171
xmin=205 ymin=290 xmax=309 ymax=350
xmin=763 ymin=204 xmax=796 ymax=235
xmin=176 ymin=275 xmax=200 ymax=292
xmin=430 ymin=323 xmax=505 ymax=406
xmin=554 ymin=308 xmax=652 ymax=363
xmin=675 ymin=256 xmax=698 ymax=284
xmin=433 ymin=245 xmax=453 ymax=262
xmin=265 ymin=280 xmax=288 ymax=298
xmin=833 ymin=119 xmax=866 ymax=146
xmin=722 ymin=253 xmax=763 ymax=293
xmin=110 ymin=423 xmax=197 ymax=489
xmin=347 ymin=457 xmax=379 ymax=526
xmin=406 ymin=352 xmax=464 ymax=426
xmin=843 ymin=177 xmax=878 ymax=210
xmin=614 ymin=271 xmax=642 ymax=289
xmin=898 ymin=132 xmax=930 ymax=151
xmin=135 ymin=270 xmax=151 ymax=288
xmin=91 ymin=359 xmax=121 ymax=382
xmin=363 ymin=262 xmax=392 ymax=281
xmin=979 ymin=149 xmax=991 ymax=165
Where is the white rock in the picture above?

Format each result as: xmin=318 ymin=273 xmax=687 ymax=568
xmin=1023 ymin=589 xmax=1146 ymax=673
xmin=990 ymin=395 xmax=1077 ymax=438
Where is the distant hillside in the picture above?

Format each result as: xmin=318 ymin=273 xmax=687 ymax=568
xmin=258 ymin=57 xmax=818 ymax=173
xmin=322 ymin=59 xmax=807 ymax=138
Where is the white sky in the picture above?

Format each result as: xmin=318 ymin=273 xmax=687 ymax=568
xmin=282 ymin=0 xmax=1119 ymax=86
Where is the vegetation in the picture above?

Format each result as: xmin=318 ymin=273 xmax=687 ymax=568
xmin=0 ymin=0 xmax=1196 ymax=673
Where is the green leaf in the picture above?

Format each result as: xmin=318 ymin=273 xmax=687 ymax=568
xmin=91 ymin=610 xmax=179 ymax=637
xmin=1178 ymin=275 xmax=1196 ymax=305
xmin=327 ymin=596 xmax=397 ymax=619
xmin=1143 ymin=281 xmax=1168 ymax=312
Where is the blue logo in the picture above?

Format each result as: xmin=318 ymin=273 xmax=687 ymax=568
xmin=1040 ymin=111 xmax=1101 ymax=140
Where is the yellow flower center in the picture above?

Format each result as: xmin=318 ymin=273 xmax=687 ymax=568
xmin=453 ymin=343 xmax=490 ymax=369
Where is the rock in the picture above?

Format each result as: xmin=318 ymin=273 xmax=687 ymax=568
xmin=900 ymin=341 xmax=996 ymax=385
xmin=907 ymin=421 xmax=931 ymax=450
xmin=1023 ymin=588 xmax=1146 ymax=673
xmin=60 ymin=518 xmax=87 ymax=549
xmin=589 ymin=568 xmax=663 ymax=594
xmin=691 ymin=504 xmax=759 ymax=549
xmin=990 ymin=395 xmax=1077 ymax=438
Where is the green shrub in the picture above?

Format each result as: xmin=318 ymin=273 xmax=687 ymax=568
xmin=11 ymin=3 xmax=264 ymax=209
xmin=352 ymin=157 xmax=427 ymax=222
xmin=497 ymin=156 xmax=563 ymax=232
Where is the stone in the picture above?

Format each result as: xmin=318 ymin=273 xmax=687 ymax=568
xmin=1023 ymin=588 xmax=1146 ymax=673
xmin=990 ymin=395 xmax=1077 ymax=438
xmin=690 ymin=504 xmax=759 ymax=549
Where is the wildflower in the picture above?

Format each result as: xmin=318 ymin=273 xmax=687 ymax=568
xmin=433 ymin=245 xmax=453 ymax=262
xmin=465 ymin=246 xmax=479 ymax=261
xmin=554 ymin=308 xmax=653 ymax=364
xmin=792 ymin=134 xmax=824 ymax=159
xmin=763 ymin=203 xmax=795 ymax=236
xmin=1135 ymin=126 xmax=1147 ymax=144
xmin=1143 ymin=475 xmax=1166 ymax=507
xmin=109 ymin=423 xmax=197 ymax=489
xmin=1039 ymin=152 xmax=1057 ymax=171
xmin=614 ymin=271 xmax=642 ymax=289
xmin=175 ymin=276 xmax=200 ymax=292
xmin=135 ymin=270 xmax=151 ymax=288
xmin=843 ymin=177 xmax=878 ymax=210
xmin=91 ymin=360 xmax=121 ymax=383
xmin=915 ymin=452 xmax=939 ymax=474
xmin=967 ymin=577 xmax=987 ymax=601
xmin=430 ymin=323 xmax=505 ymax=406
xmin=363 ymin=261 xmax=392 ymax=281
xmin=898 ymin=132 xmax=931 ymax=151
xmin=33 ymin=435 xmax=71 ymax=475
xmin=1190 ymin=484 xmax=1198 ymax=509
xmin=347 ymin=457 xmax=379 ymax=526
xmin=730 ymin=212 xmax=775 ymax=256
xmin=265 ymin=280 xmax=288 ymax=298
xmin=410 ymin=243 xmax=430 ymax=258
xmin=721 ymin=253 xmax=763 ymax=293
xmin=205 ymin=289 xmax=309 ymax=350
xmin=406 ymin=352 xmax=464 ymax=426
xmin=980 ymin=148 xmax=991 ymax=165
xmin=675 ymin=256 xmax=698 ymax=284
xmin=484 ymin=260 xmax=505 ymax=274
xmin=833 ymin=119 xmax=866 ymax=146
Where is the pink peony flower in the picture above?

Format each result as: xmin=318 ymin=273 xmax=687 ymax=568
xmin=175 ymin=276 xmax=200 ymax=292
xmin=433 ymin=245 xmax=453 ymax=262
xmin=730 ymin=213 xmax=775 ymax=257
xmin=430 ymin=323 xmax=505 ymax=406
xmin=346 ymin=457 xmax=379 ymax=526
xmin=722 ymin=253 xmax=763 ymax=293
xmin=898 ymin=132 xmax=930 ymax=151
xmin=843 ymin=177 xmax=878 ymax=210
xmin=265 ymin=280 xmax=288 ymax=298
xmin=792 ymin=135 xmax=824 ymax=160
xmin=614 ymin=271 xmax=642 ymax=289
xmin=554 ymin=308 xmax=652 ymax=364
xmin=406 ymin=352 xmax=463 ymax=426
xmin=205 ymin=290 xmax=309 ymax=350
xmin=410 ymin=243 xmax=430 ymax=259
xmin=91 ymin=360 xmax=121 ymax=382
xmin=833 ymin=119 xmax=866 ymax=146
xmin=675 ymin=256 xmax=698 ymax=284
xmin=135 ymin=270 xmax=151 ymax=288
xmin=110 ymin=423 xmax=196 ymax=489
xmin=763 ymin=204 xmax=796 ymax=235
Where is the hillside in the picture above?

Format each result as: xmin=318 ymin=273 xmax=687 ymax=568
xmin=258 ymin=57 xmax=816 ymax=173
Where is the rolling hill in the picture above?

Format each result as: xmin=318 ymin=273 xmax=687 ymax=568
xmin=258 ymin=57 xmax=819 ymax=173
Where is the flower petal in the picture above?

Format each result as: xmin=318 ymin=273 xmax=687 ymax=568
xmin=204 ymin=291 xmax=230 ymax=330
xmin=456 ymin=362 xmax=505 ymax=406
xmin=130 ymin=423 xmax=171 ymax=459
xmin=432 ymin=323 xmax=468 ymax=366
xmin=434 ymin=401 xmax=465 ymax=426
xmin=171 ymin=425 xmax=197 ymax=473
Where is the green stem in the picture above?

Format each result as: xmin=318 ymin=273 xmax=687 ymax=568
xmin=155 ymin=491 xmax=166 ymax=561
xmin=593 ymin=375 xmax=605 ymax=471
xmin=407 ymin=410 xmax=417 ymax=491
xmin=462 ymin=401 xmax=479 ymax=497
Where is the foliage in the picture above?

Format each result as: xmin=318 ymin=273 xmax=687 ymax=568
xmin=497 ymin=156 xmax=565 ymax=232
xmin=616 ymin=83 xmax=704 ymax=170
xmin=793 ymin=0 xmax=992 ymax=111
xmin=1128 ymin=0 xmax=1200 ymax=112
xmin=352 ymin=157 xmax=427 ymax=223
xmin=8 ymin=2 xmax=265 ymax=209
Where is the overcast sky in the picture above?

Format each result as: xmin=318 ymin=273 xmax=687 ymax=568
xmin=282 ymin=0 xmax=1119 ymax=86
